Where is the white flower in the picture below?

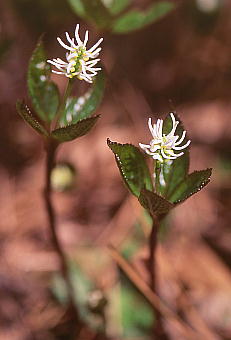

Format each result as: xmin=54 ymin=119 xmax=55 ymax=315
xmin=139 ymin=112 xmax=191 ymax=163
xmin=47 ymin=24 xmax=103 ymax=83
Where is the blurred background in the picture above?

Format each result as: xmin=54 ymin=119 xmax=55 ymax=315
xmin=0 ymin=0 xmax=231 ymax=339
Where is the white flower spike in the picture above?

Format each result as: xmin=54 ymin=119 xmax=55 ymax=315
xmin=47 ymin=24 xmax=103 ymax=83
xmin=139 ymin=113 xmax=191 ymax=163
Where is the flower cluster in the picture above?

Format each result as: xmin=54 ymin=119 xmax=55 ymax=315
xmin=139 ymin=113 xmax=191 ymax=162
xmin=47 ymin=24 xmax=103 ymax=83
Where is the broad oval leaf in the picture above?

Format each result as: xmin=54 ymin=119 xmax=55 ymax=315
xmin=139 ymin=188 xmax=173 ymax=217
xmin=16 ymin=100 xmax=49 ymax=137
xmin=108 ymin=139 xmax=153 ymax=197
xmin=112 ymin=1 xmax=174 ymax=33
xmin=170 ymin=168 xmax=212 ymax=204
xmin=28 ymin=38 xmax=59 ymax=122
xmin=51 ymin=115 xmax=100 ymax=142
xmin=61 ymin=71 xmax=105 ymax=125
xmin=154 ymin=113 xmax=190 ymax=199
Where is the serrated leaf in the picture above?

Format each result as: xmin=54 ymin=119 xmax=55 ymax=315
xmin=108 ymin=139 xmax=153 ymax=197
xmin=16 ymin=100 xmax=49 ymax=137
xmin=61 ymin=71 xmax=105 ymax=125
xmin=51 ymin=115 xmax=99 ymax=142
xmin=112 ymin=1 xmax=174 ymax=33
xmin=82 ymin=0 xmax=112 ymax=29
xmin=170 ymin=168 xmax=212 ymax=204
xmin=139 ymin=188 xmax=173 ymax=217
xmin=154 ymin=113 xmax=190 ymax=199
xmin=67 ymin=0 xmax=86 ymax=18
xmin=28 ymin=38 xmax=59 ymax=122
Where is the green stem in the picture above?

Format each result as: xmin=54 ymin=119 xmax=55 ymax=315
xmin=154 ymin=160 xmax=161 ymax=195
xmin=53 ymin=78 xmax=75 ymax=129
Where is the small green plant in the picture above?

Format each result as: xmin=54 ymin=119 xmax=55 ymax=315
xmin=16 ymin=24 xmax=105 ymax=330
xmin=108 ymin=112 xmax=212 ymax=336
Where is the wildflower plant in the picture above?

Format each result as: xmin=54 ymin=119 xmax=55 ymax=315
xmin=108 ymin=112 xmax=212 ymax=216
xmin=108 ymin=112 xmax=212 ymax=334
xmin=16 ymin=24 xmax=105 ymax=323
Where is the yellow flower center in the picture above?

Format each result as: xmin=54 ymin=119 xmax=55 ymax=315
xmin=68 ymin=46 xmax=89 ymax=78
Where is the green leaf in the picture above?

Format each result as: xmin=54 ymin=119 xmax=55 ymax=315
xmin=155 ymin=154 xmax=189 ymax=198
xmin=51 ymin=115 xmax=100 ymax=142
xmin=108 ymin=139 xmax=153 ymax=197
xmin=16 ymin=100 xmax=49 ymax=137
xmin=61 ymin=71 xmax=105 ymax=125
xmin=28 ymin=38 xmax=59 ymax=122
xmin=154 ymin=113 xmax=190 ymax=199
xmin=82 ymin=0 xmax=112 ymax=29
xmin=112 ymin=1 xmax=174 ymax=33
xmin=170 ymin=168 xmax=212 ymax=204
xmin=67 ymin=0 xmax=86 ymax=18
xmin=139 ymin=188 xmax=173 ymax=217
xmin=107 ymin=0 xmax=131 ymax=15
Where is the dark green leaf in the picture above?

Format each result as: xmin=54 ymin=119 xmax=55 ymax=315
xmin=108 ymin=139 xmax=153 ymax=197
xmin=61 ymin=71 xmax=105 ymax=125
xmin=67 ymin=0 xmax=86 ymax=18
xmin=16 ymin=100 xmax=49 ymax=137
xmin=170 ymin=168 xmax=212 ymax=204
xmin=51 ymin=115 xmax=99 ymax=142
xmin=28 ymin=38 xmax=59 ymax=122
xmin=82 ymin=0 xmax=112 ymax=29
xmin=112 ymin=1 xmax=174 ymax=33
xmin=154 ymin=113 xmax=190 ymax=199
xmin=61 ymin=97 xmax=78 ymax=125
xmin=139 ymin=188 xmax=173 ymax=217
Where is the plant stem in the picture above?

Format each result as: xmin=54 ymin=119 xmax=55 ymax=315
xmin=43 ymin=139 xmax=79 ymax=324
xmin=149 ymin=216 xmax=169 ymax=340
xmin=149 ymin=217 xmax=158 ymax=292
